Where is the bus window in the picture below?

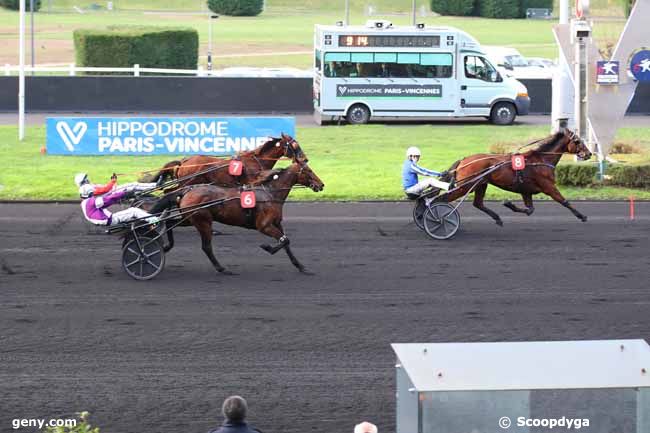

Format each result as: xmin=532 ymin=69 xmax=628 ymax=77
xmin=322 ymin=52 xmax=453 ymax=79
xmin=464 ymin=56 xmax=499 ymax=82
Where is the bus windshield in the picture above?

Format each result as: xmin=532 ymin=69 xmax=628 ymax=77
xmin=322 ymin=52 xmax=453 ymax=79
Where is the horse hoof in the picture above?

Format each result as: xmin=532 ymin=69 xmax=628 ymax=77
xmin=502 ymin=200 xmax=512 ymax=208
xmin=496 ymin=219 xmax=504 ymax=227
xmin=299 ymin=268 xmax=315 ymax=275
xmin=580 ymin=216 xmax=588 ymax=222
xmin=212 ymin=230 xmax=223 ymax=236
xmin=219 ymin=269 xmax=237 ymax=276
xmin=260 ymin=244 xmax=273 ymax=253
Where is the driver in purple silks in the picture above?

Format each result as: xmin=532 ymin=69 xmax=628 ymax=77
xmin=74 ymin=173 xmax=159 ymax=226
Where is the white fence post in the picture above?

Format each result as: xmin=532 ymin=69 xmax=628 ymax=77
xmin=197 ymin=65 xmax=204 ymax=77
xmin=134 ymin=64 xmax=140 ymax=77
xmin=4 ymin=64 xmax=9 ymax=76
xmin=69 ymin=63 xmax=75 ymax=76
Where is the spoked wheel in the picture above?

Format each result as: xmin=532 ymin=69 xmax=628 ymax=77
xmin=413 ymin=199 xmax=426 ymax=231
xmin=122 ymin=234 xmax=166 ymax=280
xmin=423 ymin=203 xmax=461 ymax=240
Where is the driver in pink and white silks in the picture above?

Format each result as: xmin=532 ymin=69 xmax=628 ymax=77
xmin=74 ymin=172 xmax=159 ymax=226
xmin=402 ymin=147 xmax=450 ymax=196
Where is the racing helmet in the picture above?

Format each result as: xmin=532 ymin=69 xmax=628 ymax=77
xmin=406 ymin=146 xmax=421 ymax=158
xmin=74 ymin=172 xmax=89 ymax=187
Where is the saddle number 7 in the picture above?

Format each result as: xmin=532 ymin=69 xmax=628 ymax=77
xmin=511 ymin=154 xmax=526 ymax=171
xmin=240 ymin=191 xmax=256 ymax=209
xmin=229 ymin=159 xmax=243 ymax=176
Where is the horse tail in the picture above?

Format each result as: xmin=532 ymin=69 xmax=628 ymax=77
xmin=149 ymin=188 xmax=187 ymax=215
xmin=138 ymin=160 xmax=182 ymax=183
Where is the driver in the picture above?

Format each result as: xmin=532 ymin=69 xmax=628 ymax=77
xmin=402 ymin=146 xmax=450 ymax=196
xmin=74 ymin=172 xmax=159 ymax=199
xmin=74 ymin=173 xmax=159 ymax=226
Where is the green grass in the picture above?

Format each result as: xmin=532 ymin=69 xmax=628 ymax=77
xmin=0 ymin=3 xmax=589 ymax=69
xmin=1 ymin=124 xmax=649 ymax=201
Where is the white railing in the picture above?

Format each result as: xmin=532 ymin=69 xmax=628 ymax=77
xmin=3 ymin=64 xmax=212 ymax=77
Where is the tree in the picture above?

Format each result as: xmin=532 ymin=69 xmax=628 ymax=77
xmin=430 ymin=0 xmax=475 ymax=16
xmin=0 ymin=0 xmax=42 ymax=11
xmin=478 ymin=0 xmax=520 ymax=18
xmin=207 ymin=0 xmax=264 ymax=17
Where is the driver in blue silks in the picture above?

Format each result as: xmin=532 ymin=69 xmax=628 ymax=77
xmin=402 ymin=146 xmax=450 ymax=196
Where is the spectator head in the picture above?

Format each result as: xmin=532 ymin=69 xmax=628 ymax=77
xmin=354 ymin=421 xmax=378 ymax=433
xmin=222 ymin=395 xmax=248 ymax=423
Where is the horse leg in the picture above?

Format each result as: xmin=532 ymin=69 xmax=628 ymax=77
xmin=472 ymin=182 xmax=503 ymax=226
xmin=192 ymin=213 xmax=233 ymax=274
xmin=541 ymin=182 xmax=587 ymax=222
xmin=503 ymin=193 xmax=535 ymax=216
xmin=259 ymin=222 xmax=309 ymax=273
xmin=163 ymin=229 xmax=174 ymax=252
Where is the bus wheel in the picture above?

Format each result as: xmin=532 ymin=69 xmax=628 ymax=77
xmin=346 ymin=104 xmax=370 ymax=125
xmin=490 ymin=102 xmax=516 ymax=125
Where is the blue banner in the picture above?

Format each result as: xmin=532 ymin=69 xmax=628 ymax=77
xmin=46 ymin=117 xmax=296 ymax=155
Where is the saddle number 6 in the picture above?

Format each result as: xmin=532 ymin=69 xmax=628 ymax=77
xmin=241 ymin=191 xmax=256 ymax=209
xmin=229 ymin=159 xmax=243 ymax=176
xmin=511 ymin=154 xmax=526 ymax=171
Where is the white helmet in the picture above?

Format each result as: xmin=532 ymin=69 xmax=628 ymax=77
xmin=74 ymin=172 xmax=88 ymax=187
xmin=406 ymin=146 xmax=421 ymax=158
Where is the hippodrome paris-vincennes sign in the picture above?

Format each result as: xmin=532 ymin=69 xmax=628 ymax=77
xmin=45 ymin=117 xmax=296 ymax=156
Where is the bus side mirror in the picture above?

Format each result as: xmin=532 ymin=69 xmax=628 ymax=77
xmin=490 ymin=72 xmax=499 ymax=82
xmin=504 ymin=62 xmax=514 ymax=71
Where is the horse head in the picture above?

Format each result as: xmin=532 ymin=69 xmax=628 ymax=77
xmin=561 ymin=128 xmax=592 ymax=160
xmin=279 ymin=133 xmax=309 ymax=164
xmin=294 ymin=162 xmax=324 ymax=192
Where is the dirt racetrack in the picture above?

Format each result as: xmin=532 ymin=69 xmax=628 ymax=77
xmin=1 ymin=201 xmax=649 ymax=433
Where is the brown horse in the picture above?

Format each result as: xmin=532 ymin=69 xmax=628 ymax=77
xmin=142 ymin=133 xmax=308 ymax=188
xmin=439 ymin=128 xmax=592 ymax=226
xmin=164 ymin=162 xmax=324 ymax=275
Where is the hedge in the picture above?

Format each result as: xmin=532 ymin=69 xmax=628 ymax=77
xmin=0 ymin=0 xmax=41 ymax=11
xmin=430 ymin=0 xmax=475 ymax=16
xmin=608 ymin=165 xmax=650 ymax=188
xmin=555 ymin=164 xmax=598 ymax=187
xmin=555 ymin=163 xmax=650 ymax=188
xmin=478 ymin=0 xmax=520 ymax=18
xmin=73 ymin=26 xmax=198 ymax=74
xmin=207 ymin=0 xmax=263 ymax=16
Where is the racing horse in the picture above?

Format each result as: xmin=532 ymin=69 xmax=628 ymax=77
xmin=160 ymin=161 xmax=324 ymax=274
xmin=439 ymin=128 xmax=592 ymax=226
xmin=141 ymin=133 xmax=308 ymax=188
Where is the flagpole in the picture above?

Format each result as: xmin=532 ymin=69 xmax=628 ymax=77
xmin=19 ymin=0 xmax=25 ymax=141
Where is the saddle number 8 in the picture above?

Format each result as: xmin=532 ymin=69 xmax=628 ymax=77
xmin=229 ymin=159 xmax=243 ymax=176
xmin=241 ymin=191 xmax=256 ymax=209
xmin=511 ymin=154 xmax=526 ymax=171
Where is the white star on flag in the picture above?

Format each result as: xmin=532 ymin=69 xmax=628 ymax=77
xmin=640 ymin=59 xmax=650 ymax=72
xmin=602 ymin=62 xmax=616 ymax=74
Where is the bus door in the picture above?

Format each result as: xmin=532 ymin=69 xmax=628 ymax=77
xmin=459 ymin=54 xmax=503 ymax=116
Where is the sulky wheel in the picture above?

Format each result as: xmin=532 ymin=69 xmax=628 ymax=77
xmin=413 ymin=198 xmax=426 ymax=231
xmin=122 ymin=235 xmax=166 ymax=280
xmin=423 ymin=203 xmax=461 ymax=240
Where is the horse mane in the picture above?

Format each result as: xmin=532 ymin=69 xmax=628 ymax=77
xmin=247 ymin=167 xmax=285 ymax=186
xmin=229 ymin=137 xmax=281 ymax=159
xmin=529 ymin=131 xmax=564 ymax=154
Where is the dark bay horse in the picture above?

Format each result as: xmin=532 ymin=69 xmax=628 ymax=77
xmin=439 ymin=128 xmax=592 ymax=226
xmin=141 ymin=133 xmax=308 ymax=188
xmin=163 ymin=162 xmax=324 ymax=274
